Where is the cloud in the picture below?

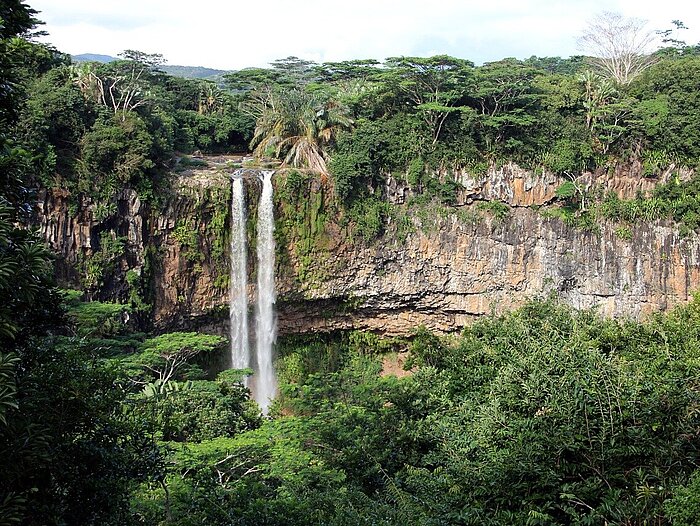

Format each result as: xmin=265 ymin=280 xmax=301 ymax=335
xmin=28 ymin=0 xmax=700 ymax=69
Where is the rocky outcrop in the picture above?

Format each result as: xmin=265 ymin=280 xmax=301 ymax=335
xmin=277 ymin=213 xmax=699 ymax=335
xmin=386 ymin=161 xmax=692 ymax=207
xmin=36 ymin=160 xmax=700 ymax=336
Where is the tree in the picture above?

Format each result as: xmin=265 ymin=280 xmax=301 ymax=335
xmin=578 ymin=69 xmax=634 ymax=154
xmin=629 ymin=55 xmax=700 ymax=162
xmin=247 ymin=89 xmax=352 ymax=174
xmin=382 ymin=55 xmax=474 ymax=144
xmin=316 ymin=59 xmax=381 ymax=82
xmin=0 ymin=1 xmax=41 ymax=209
xmin=579 ymin=12 xmax=658 ymax=84
xmin=71 ymin=50 xmax=163 ymax=121
xmin=469 ymin=58 xmax=541 ymax=152
xmin=197 ymin=81 xmax=225 ymax=114
xmin=224 ymin=67 xmax=288 ymax=94
xmin=656 ymin=19 xmax=688 ymax=49
xmin=270 ymin=55 xmax=318 ymax=85
xmin=130 ymin=331 xmax=226 ymax=385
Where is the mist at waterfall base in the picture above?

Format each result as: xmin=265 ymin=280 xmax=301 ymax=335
xmin=228 ymin=170 xmax=278 ymax=414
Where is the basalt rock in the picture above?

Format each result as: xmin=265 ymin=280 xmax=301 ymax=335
xmin=36 ymin=161 xmax=700 ymax=336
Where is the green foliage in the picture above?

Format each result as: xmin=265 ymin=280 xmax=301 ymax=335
xmin=653 ymin=172 xmax=700 ymax=231
xmin=381 ymin=55 xmax=474 ymax=144
xmin=10 ymin=45 xmax=253 ymax=209
xmin=275 ymin=173 xmax=333 ymax=286
xmin=598 ymin=174 xmax=700 ymax=232
xmin=172 ymin=220 xmax=202 ymax=263
xmin=0 ymin=203 xmax=55 ymax=341
xmin=630 ymin=56 xmax=700 ymax=163
xmin=406 ymin=157 xmax=424 ymax=187
xmin=15 ymin=66 xmax=95 ymax=186
xmin=205 ymin=187 xmax=232 ymax=290
xmin=423 ymin=173 xmax=462 ymax=205
xmin=614 ymin=225 xmax=633 ymax=240
xmin=245 ymin=88 xmax=352 ymax=174
xmin=404 ymin=299 xmax=700 ymax=524
xmin=665 ymin=471 xmax=700 ymax=525
xmin=2 ymin=334 xmax=163 ymax=525
xmin=230 ymin=299 xmax=700 ymax=525
xmin=79 ymin=113 xmax=157 ymax=198
xmin=476 ymin=199 xmax=510 ymax=220
xmin=277 ymin=332 xmax=360 ymax=388
xmin=64 ymin=292 xmax=130 ymax=336
xmin=347 ymin=196 xmax=391 ymax=242
xmin=125 ymin=331 xmax=225 ymax=384
xmin=131 ymin=419 xmax=360 ymax=526
xmin=149 ymin=380 xmax=261 ymax=442
xmin=0 ymin=352 xmax=19 ymax=425
xmin=77 ymin=231 xmax=126 ymax=290
xmin=178 ymin=155 xmax=209 ymax=169
xmin=126 ymin=268 xmax=151 ymax=314
xmin=329 ymin=147 xmax=370 ymax=202
xmin=555 ymin=180 xmax=577 ymax=199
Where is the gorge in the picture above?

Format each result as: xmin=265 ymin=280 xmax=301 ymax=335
xmin=6 ymin=7 xmax=700 ymax=520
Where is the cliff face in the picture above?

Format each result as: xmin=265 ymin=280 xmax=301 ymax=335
xmin=37 ymin=161 xmax=700 ymax=335
xmin=277 ymin=213 xmax=698 ymax=335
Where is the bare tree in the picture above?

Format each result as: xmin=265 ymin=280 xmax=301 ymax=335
xmin=70 ymin=63 xmax=106 ymax=106
xmin=579 ymin=12 xmax=658 ymax=84
xmin=70 ymin=51 xmax=162 ymax=120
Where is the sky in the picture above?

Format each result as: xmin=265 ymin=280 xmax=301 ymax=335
xmin=28 ymin=0 xmax=700 ymax=70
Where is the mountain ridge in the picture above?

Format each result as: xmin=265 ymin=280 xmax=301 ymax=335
xmin=71 ymin=53 xmax=229 ymax=80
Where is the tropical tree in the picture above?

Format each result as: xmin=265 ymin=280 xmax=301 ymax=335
xmin=71 ymin=50 xmax=163 ymax=121
xmin=197 ymin=81 xmax=225 ymax=114
xmin=382 ymin=55 xmax=474 ymax=144
xmin=578 ymin=69 xmax=635 ymax=154
xmin=469 ymin=58 xmax=541 ymax=152
xmin=247 ymin=89 xmax=353 ymax=174
xmin=127 ymin=331 xmax=226 ymax=386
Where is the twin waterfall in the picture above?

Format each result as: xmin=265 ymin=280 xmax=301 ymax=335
xmin=229 ymin=170 xmax=277 ymax=414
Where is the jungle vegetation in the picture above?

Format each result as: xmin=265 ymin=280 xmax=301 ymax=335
xmin=9 ymin=4 xmax=700 ymax=234
xmin=1 ymin=1 xmax=700 ymax=524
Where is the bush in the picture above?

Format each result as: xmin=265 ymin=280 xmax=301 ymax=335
xmin=347 ymin=197 xmax=390 ymax=241
xmin=155 ymin=380 xmax=260 ymax=442
xmin=665 ymin=471 xmax=700 ymax=526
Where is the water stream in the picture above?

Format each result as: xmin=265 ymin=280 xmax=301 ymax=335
xmin=229 ymin=174 xmax=249 ymax=377
xmin=254 ymin=170 xmax=277 ymax=413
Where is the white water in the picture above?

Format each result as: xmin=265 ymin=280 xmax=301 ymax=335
xmin=229 ymin=174 xmax=249 ymax=376
xmin=254 ymin=170 xmax=277 ymax=413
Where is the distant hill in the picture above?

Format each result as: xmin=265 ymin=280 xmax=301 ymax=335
xmin=72 ymin=53 xmax=117 ymax=63
xmin=70 ymin=54 xmax=229 ymax=81
xmin=160 ymin=65 xmax=228 ymax=79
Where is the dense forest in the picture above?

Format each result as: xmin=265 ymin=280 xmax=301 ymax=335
xmin=1 ymin=1 xmax=700 ymax=524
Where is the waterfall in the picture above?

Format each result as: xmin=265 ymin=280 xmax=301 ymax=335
xmin=254 ymin=170 xmax=277 ymax=413
xmin=229 ymin=174 xmax=249 ymax=375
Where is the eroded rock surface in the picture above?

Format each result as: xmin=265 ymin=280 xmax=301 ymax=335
xmin=36 ymin=162 xmax=700 ymax=335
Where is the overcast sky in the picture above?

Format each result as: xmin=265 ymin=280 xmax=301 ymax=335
xmin=28 ymin=0 xmax=700 ymax=70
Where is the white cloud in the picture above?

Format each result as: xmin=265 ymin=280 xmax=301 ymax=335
xmin=28 ymin=0 xmax=700 ymax=70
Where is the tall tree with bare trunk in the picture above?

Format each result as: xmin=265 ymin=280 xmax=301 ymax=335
xmin=579 ymin=12 xmax=658 ymax=85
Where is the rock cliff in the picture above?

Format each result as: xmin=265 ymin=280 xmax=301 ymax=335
xmin=36 ymin=159 xmax=700 ymax=335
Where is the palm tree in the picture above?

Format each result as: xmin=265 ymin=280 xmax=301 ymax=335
xmin=247 ymin=89 xmax=352 ymax=174
xmin=197 ymin=82 xmax=225 ymax=114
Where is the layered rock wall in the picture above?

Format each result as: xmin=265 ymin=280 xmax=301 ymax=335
xmin=36 ymin=162 xmax=700 ymax=335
